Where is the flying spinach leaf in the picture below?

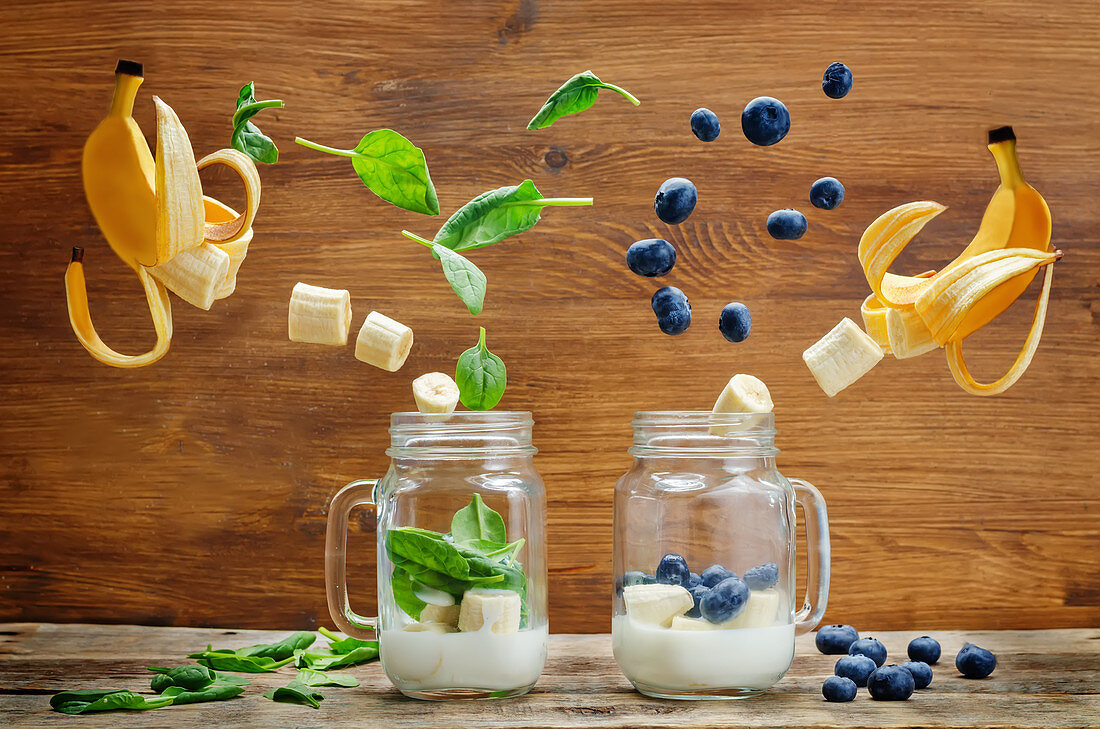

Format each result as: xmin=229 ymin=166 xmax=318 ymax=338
xmin=297 ymin=668 xmax=360 ymax=688
xmin=455 ymin=327 xmax=507 ymax=410
xmin=452 ymin=494 xmax=507 ymax=543
xmin=263 ymin=677 xmax=325 ymax=709
xmin=527 ymin=70 xmax=640 ymax=130
xmin=386 ymin=527 xmax=471 ymax=579
xmin=434 ymin=244 xmax=487 ymax=315
xmin=231 ymin=82 xmax=284 ymax=164
xmin=390 ymin=567 xmax=427 ymax=620
xmin=187 ymin=646 xmax=296 ymax=673
xmin=295 ymin=130 xmax=439 ymax=215
xmin=235 ymin=631 xmax=316 ymax=660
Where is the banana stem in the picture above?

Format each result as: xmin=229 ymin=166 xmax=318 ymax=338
xmin=294 ymin=137 xmax=355 ymax=157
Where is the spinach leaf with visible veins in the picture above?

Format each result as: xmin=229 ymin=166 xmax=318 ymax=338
xmin=295 ymin=644 xmax=379 ymax=670
xmin=452 ymin=494 xmax=507 ymax=543
xmin=386 ymin=526 xmax=471 ymax=579
xmin=297 ymin=667 xmax=360 ymax=688
xmin=455 ymin=327 xmax=507 ymax=410
xmin=263 ymin=677 xmax=325 ymax=709
xmin=527 ymin=70 xmax=640 ymax=130
xmin=235 ymin=631 xmax=316 ymax=660
xmin=51 ymin=690 xmax=165 ymax=714
xmin=231 ymin=82 xmax=284 ymax=164
xmin=187 ymin=646 xmax=296 ymax=673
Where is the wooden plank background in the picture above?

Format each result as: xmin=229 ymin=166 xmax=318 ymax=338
xmin=0 ymin=0 xmax=1097 ymax=633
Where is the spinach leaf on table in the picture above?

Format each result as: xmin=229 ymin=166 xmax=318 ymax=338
xmin=50 ymin=689 xmax=166 ymax=714
xmin=235 ymin=631 xmax=316 ymax=660
xmin=527 ymin=70 xmax=640 ymax=130
xmin=147 ymin=664 xmax=215 ymax=692
xmin=295 ymin=645 xmax=379 ymax=671
xmin=187 ymin=646 xmax=296 ymax=672
xmin=231 ymin=82 xmax=284 ymax=164
xmin=159 ymin=683 xmax=245 ymax=705
xmin=317 ymin=626 xmax=376 ymax=655
xmin=263 ymin=677 xmax=325 ymax=709
xmin=455 ymin=327 xmax=507 ymax=411
xmin=451 ymin=493 xmax=507 ymax=543
xmin=297 ymin=667 xmax=360 ymax=688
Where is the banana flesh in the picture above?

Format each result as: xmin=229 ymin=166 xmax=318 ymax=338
xmin=885 ymin=306 xmax=939 ymax=360
xmin=622 ymin=583 xmax=693 ymax=627
xmin=355 ymin=311 xmax=414 ymax=371
xmin=860 ymin=293 xmax=892 ymax=355
xmin=457 ymin=589 xmax=521 ymax=634
xmin=420 ymin=604 xmax=460 ymax=628
xmin=803 ymin=317 xmax=885 ymax=397
xmin=710 ymin=373 xmax=773 ymax=436
xmin=412 ymin=372 xmax=460 ymax=414
xmin=153 ymin=95 xmax=205 ymax=263
xmin=288 ymin=283 xmax=352 ymax=346
xmin=148 ymin=243 xmax=231 ymax=311
xmin=404 ymin=622 xmax=457 ymax=634
xmin=668 ymin=589 xmax=781 ymax=631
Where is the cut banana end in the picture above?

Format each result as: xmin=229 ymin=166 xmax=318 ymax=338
xmin=413 ymin=372 xmax=460 ymax=414
xmin=288 ymin=282 xmax=352 ymax=346
xmin=355 ymin=311 xmax=414 ymax=372
xmin=710 ymin=374 xmax=773 ymax=436
xmin=622 ymin=583 xmax=693 ymax=627
xmin=886 ymin=306 xmax=940 ymax=360
xmin=147 ymin=243 xmax=231 ymax=311
xmin=457 ymin=589 xmax=521 ymax=634
xmin=153 ymin=96 xmax=204 ymax=264
xmin=803 ymin=317 xmax=885 ymax=397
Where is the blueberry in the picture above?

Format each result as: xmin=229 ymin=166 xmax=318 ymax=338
xmin=821 ymin=676 xmax=857 ymax=702
xmin=686 ymin=584 xmax=709 ymax=618
xmin=686 ymin=572 xmax=702 ymax=588
xmin=816 ymin=624 xmax=859 ymax=655
xmin=902 ymin=661 xmax=933 ymax=689
xmin=822 ymin=61 xmax=853 ymax=99
xmin=699 ymin=576 xmax=750 ymax=624
xmin=651 ymin=286 xmax=692 ymax=335
xmin=626 ymin=238 xmax=677 ymax=278
xmin=718 ymin=302 xmax=751 ymax=343
xmin=834 ymin=654 xmax=877 ymax=687
xmin=907 ymin=636 xmax=941 ymax=665
xmin=766 ymin=209 xmax=807 ymax=240
xmin=743 ymin=562 xmax=778 ymax=590
xmin=848 ymin=637 xmax=887 ymax=666
xmin=690 ymin=107 xmax=721 ymax=142
xmin=700 ymin=564 xmax=736 ymax=587
xmin=866 ymin=665 xmax=914 ymax=701
xmin=654 ymin=177 xmax=697 ymax=224
xmin=809 ymin=177 xmax=845 ymax=210
xmin=655 ymin=553 xmax=691 ymax=586
xmin=955 ymin=643 xmax=996 ymax=679
xmin=741 ymin=96 xmax=790 ymax=146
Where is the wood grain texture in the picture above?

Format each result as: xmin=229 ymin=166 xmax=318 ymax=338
xmin=2 ymin=623 xmax=1098 ymax=727
xmin=0 ymin=0 xmax=1098 ymax=633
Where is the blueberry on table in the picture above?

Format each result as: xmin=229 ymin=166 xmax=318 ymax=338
xmin=656 ymin=553 xmax=691 ymax=586
xmin=835 ymin=654 xmax=877 ymax=687
xmin=690 ymin=107 xmax=721 ymax=142
xmin=686 ymin=584 xmax=709 ymax=618
xmin=651 ymin=286 xmax=692 ymax=335
xmin=822 ymin=62 xmax=853 ymax=99
xmin=902 ymin=660 xmax=933 ymax=689
xmin=816 ymin=624 xmax=859 ymax=654
xmin=741 ymin=96 xmax=790 ymax=146
xmin=956 ymin=643 xmax=997 ymax=679
xmin=810 ymin=176 xmax=845 ymax=210
xmin=848 ymin=637 xmax=887 ymax=666
xmin=743 ymin=562 xmax=778 ymax=590
xmin=699 ymin=576 xmax=750 ymax=623
xmin=907 ymin=636 xmax=941 ymax=665
xmin=627 ymin=238 xmax=677 ymax=277
xmin=766 ymin=209 xmax=807 ymax=240
xmin=700 ymin=564 xmax=736 ymax=587
xmin=867 ymin=665 xmax=914 ymax=701
xmin=718 ymin=302 xmax=751 ymax=343
xmin=654 ymin=177 xmax=698 ymax=224
xmin=822 ymin=675 xmax=857 ymax=702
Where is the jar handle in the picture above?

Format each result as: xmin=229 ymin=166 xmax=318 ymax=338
xmin=790 ymin=477 xmax=830 ymax=635
xmin=325 ymin=479 xmax=379 ymax=639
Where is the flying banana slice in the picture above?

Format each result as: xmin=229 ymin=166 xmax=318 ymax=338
xmin=355 ymin=311 xmax=414 ymax=371
xmin=412 ymin=372 xmax=460 ymax=413
xmin=885 ymin=307 xmax=940 ymax=360
xmin=710 ymin=373 xmax=773 ymax=436
xmin=288 ymin=283 xmax=352 ymax=346
xmin=153 ymin=96 xmax=205 ymax=263
xmin=803 ymin=317 xmax=885 ymax=397
xmin=457 ymin=589 xmax=521 ymax=634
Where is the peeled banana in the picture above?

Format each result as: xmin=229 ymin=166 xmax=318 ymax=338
xmin=288 ymin=283 xmax=352 ymax=346
xmin=622 ymin=583 xmax=693 ymax=627
xmin=803 ymin=317 xmax=885 ymax=397
xmin=457 ymin=589 xmax=521 ymax=634
xmin=355 ymin=312 xmax=414 ymax=372
xmin=885 ymin=307 xmax=939 ymax=360
xmin=412 ymin=372 xmax=460 ymax=414
xmin=148 ymin=243 xmax=230 ymax=311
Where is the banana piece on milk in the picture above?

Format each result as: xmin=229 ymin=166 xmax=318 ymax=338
xmin=457 ymin=589 xmax=521 ymax=634
xmin=722 ymin=589 xmax=781 ymax=629
xmin=622 ymin=583 xmax=694 ymax=627
xmin=420 ymin=603 xmax=460 ymax=628
xmin=355 ymin=311 xmax=413 ymax=372
xmin=288 ymin=282 xmax=352 ymax=346
xmin=803 ymin=317 xmax=884 ymax=397
xmin=403 ymin=621 xmax=457 ymax=634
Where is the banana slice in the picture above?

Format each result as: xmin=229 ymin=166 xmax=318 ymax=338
xmin=713 ymin=374 xmax=773 ymax=414
xmin=622 ymin=583 xmax=693 ymax=627
xmin=288 ymin=282 xmax=352 ymax=346
xmin=669 ymin=615 xmax=719 ymax=631
xmin=886 ymin=307 xmax=940 ymax=360
xmin=722 ymin=588 xmax=781 ymax=629
xmin=803 ymin=317 xmax=885 ymax=397
xmin=413 ymin=372 xmax=460 ymax=414
xmin=355 ymin=311 xmax=413 ymax=371
xmin=457 ymin=589 xmax=521 ymax=634
xmin=403 ymin=622 xmax=457 ymax=634
xmin=420 ymin=604 xmax=460 ymax=628
xmin=148 ymin=243 xmax=231 ymax=311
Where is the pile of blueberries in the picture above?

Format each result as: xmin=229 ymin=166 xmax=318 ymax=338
xmin=629 ymin=62 xmax=853 ymax=338
xmin=816 ymin=623 xmax=998 ymax=702
xmin=621 ymin=553 xmax=778 ymax=624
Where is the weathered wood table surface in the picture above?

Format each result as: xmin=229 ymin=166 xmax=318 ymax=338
xmin=1 ymin=624 xmax=1096 ymax=727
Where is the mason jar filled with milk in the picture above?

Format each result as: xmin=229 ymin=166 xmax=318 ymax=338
xmin=612 ymin=411 xmax=830 ymax=699
xmin=326 ymin=411 xmax=548 ymax=700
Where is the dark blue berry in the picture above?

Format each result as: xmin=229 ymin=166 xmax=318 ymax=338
xmin=741 ymin=96 xmax=790 ymax=146
xmin=822 ymin=676 xmax=857 ymax=702
xmin=902 ymin=661 xmax=933 ymax=689
xmin=810 ymin=177 xmax=845 ymax=210
xmin=690 ymin=107 xmax=721 ymax=142
xmin=867 ymin=665 xmax=914 ymax=701
xmin=743 ymin=562 xmax=778 ymax=590
xmin=907 ymin=636 xmax=941 ymax=665
xmin=654 ymin=177 xmax=697 ymax=224
xmin=849 ymin=637 xmax=887 ymax=666
xmin=686 ymin=572 xmax=702 ymax=588
xmin=700 ymin=564 xmax=736 ymax=587
xmin=699 ymin=576 xmax=750 ymax=624
xmin=816 ymin=624 xmax=859 ymax=655
xmin=686 ymin=584 xmax=709 ymax=618
xmin=655 ymin=553 xmax=691 ymax=586
xmin=651 ymin=286 xmax=691 ymax=335
xmin=718 ymin=302 xmax=751 ymax=343
xmin=626 ymin=238 xmax=677 ymax=277
xmin=822 ymin=62 xmax=853 ymax=99
xmin=766 ymin=209 xmax=807 ymax=240
xmin=956 ymin=643 xmax=996 ymax=679
xmin=835 ymin=654 xmax=877 ymax=687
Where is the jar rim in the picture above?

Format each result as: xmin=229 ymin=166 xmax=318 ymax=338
xmin=630 ymin=410 xmax=778 ymax=457
xmin=387 ymin=411 xmax=536 ymax=458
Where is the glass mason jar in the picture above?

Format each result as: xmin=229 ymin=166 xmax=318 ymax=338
xmin=611 ymin=411 xmax=830 ymax=700
xmin=325 ymin=412 xmax=548 ymax=700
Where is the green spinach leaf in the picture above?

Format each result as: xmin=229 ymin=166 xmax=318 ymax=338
xmin=236 ymin=631 xmax=316 ymax=660
xmin=386 ymin=527 xmax=471 ymax=579
xmin=434 ymin=244 xmax=487 ymax=315
xmin=455 ymin=327 xmax=507 ymax=410
xmin=147 ymin=664 xmax=215 ymax=692
xmin=297 ymin=668 xmax=360 ymax=688
xmin=187 ymin=646 xmax=296 ymax=673
xmin=263 ymin=677 xmax=325 ymax=709
xmin=159 ymin=683 xmax=245 ymax=705
xmin=295 ymin=644 xmax=379 ymax=670
xmin=390 ymin=567 xmax=427 ymax=620
xmin=391 ymin=554 xmax=475 ymax=592
xmin=451 ymin=494 xmax=507 ymax=543
xmin=295 ymin=130 xmax=439 ymax=215
xmin=50 ymin=689 xmax=166 ymax=714
xmin=527 ymin=70 xmax=640 ymax=130
xmin=317 ymin=626 xmax=375 ymax=655
xmin=231 ymin=82 xmax=284 ymax=164
xmin=462 ymin=537 xmax=526 ymax=562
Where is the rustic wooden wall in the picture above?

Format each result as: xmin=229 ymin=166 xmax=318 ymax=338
xmin=1 ymin=0 xmax=1097 ymax=633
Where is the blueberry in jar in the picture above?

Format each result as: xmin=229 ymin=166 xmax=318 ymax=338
xmin=766 ymin=209 xmax=807 ymax=240
xmin=822 ymin=675 xmax=857 ymax=702
xmin=654 ymin=177 xmax=697 ymax=224
xmin=834 ymin=654 xmax=877 ymax=687
xmin=907 ymin=636 xmax=941 ymax=665
xmin=699 ymin=576 xmax=750 ymax=623
xmin=741 ymin=96 xmax=790 ymax=146
xmin=655 ymin=553 xmax=691 ymax=586
xmin=690 ymin=107 xmax=721 ymax=142
xmin=651 ymin=286 xmax=692 ymax=335
xmin=743 ymin=562 xmax=778 ymax=590
xmin=700 ymin=564 xmax=736 ymax=587
xmin=686 ymin=584 xmax=709 ymax=618
xmin=626 ymin=238 xmax=677 ymax=277
xmin=810 ymin=176 xmax=845 ymax=210
xmin=816 ymin=624 xmax=859 ymax=654
xmin=848 ymin=637 xmax=887 ymax=666
xmin=866 ymin=665 xmax=915 ymax=701
xmin=718 ymin=302 xmax=751 ymax=343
